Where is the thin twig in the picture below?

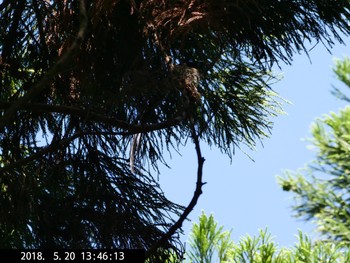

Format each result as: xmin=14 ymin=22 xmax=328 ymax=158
xmin=145 ymin=126 xmax=206 ymax=259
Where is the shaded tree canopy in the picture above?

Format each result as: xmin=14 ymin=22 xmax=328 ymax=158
xmin=1 ymin=0 xmax=350 ymax=260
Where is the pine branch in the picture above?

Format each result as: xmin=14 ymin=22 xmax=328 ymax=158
xmin=0 ymin=0 xmax=88 ymax=130
xmin=0 ymin=131 xmax=83 ymax=174
xmin=0 ymin=102 xmax=184 ymax=133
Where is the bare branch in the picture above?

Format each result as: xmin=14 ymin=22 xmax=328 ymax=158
xmin=146 ymin=127 xmax=206 ymax=259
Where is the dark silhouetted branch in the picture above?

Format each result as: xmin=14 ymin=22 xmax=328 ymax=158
xmin=0 ymin=0 xmax=88 ymax=130
xmin=0 ymin=102 xmax=184 ymax=134
xmin=0 ymin=131 xmax=83 ymax=174
xmin=146 ymin=127 xmax=206 ymax=259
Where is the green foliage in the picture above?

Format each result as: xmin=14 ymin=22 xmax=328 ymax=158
xmin=182 ymin=213 xmax=350 ymax=263
xmin=187 ymin=212 xmax=234 ymax=263
xmin=334 ymin=57 xmax=350 ymax=89
xmin=332 ymin=56 xmax=350 ymax=103
xmin=278 ymin=58 xmax=350 ymax=244
xmin=1 ymin=0 xmax=350 ymax=258
xmin=278 ymin=107 xmax=350 ymax=244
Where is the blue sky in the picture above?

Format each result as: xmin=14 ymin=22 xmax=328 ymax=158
xmin=158 ymin=34 xmax=350 ymax=248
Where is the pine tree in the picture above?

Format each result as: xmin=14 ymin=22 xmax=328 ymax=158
xmin=1 ymin=0 xmax=350 ymax=260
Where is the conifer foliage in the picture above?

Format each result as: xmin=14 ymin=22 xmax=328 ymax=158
xmin=1 ymin=0 xmax=350 ymax=260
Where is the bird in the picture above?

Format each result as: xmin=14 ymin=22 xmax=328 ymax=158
xmin=172 ymin=64 xmax=201 ymax=104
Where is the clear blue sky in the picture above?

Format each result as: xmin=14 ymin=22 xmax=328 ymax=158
xmin=158 ymin=33 xmax=350 ymax=248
